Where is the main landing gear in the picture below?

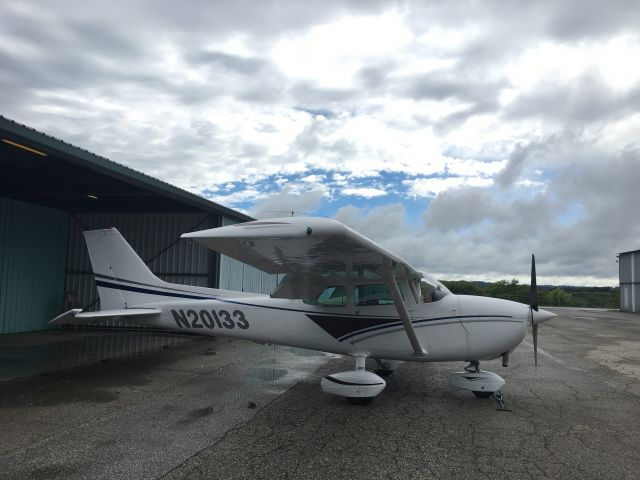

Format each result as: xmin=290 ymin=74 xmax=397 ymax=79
xmin=373 ymin=358 xmax=402 ymax=377
xmin=320 ymin=354 xmax=386 ymax=405
xmin=321 ymin=357 xmax=510 ymax=408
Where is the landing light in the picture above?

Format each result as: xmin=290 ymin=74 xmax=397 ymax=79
xmin=2 ymin=139 xmax=47 ymax=156
xmin=86 ymin=194 xmax=98 ymax=200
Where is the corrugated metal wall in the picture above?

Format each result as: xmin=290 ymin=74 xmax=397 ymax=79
xmin=619 ymin=251 xmax=639 ymax=313
xmin=218 ymin=216 xmax=282 ymax=294
xmin=65 ymin=212 xmax=218 ymax=316
xmin=0 ymin=197 xmax=69 ymax=333
xmin=1 ymin=204 xmax=282 ymax=334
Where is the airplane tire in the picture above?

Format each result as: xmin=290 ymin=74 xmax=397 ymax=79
xmin=472 ymin=391 xmax=493 ymax=398
xmin=374 ymin=369 xmax=395 ymax=377
xmin=347 ymin=397 xmax=374 ymax=405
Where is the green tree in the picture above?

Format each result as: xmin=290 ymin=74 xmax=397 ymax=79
xmin=486 ymin=279 xmax=521 ymax=298
xmin=548 ymin=287 xmax=571 ymax=306
xmin=441 ymin=280 xmax=481 ymax=295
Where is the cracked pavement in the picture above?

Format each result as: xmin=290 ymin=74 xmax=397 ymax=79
xmin=2 ymin=308 xmax=640 ymax=479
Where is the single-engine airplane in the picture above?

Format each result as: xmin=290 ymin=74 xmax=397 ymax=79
xmin=51 ymin=217 xmax=555 ymax=404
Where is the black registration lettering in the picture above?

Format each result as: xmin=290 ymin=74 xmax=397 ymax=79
xmin=171 ymin=309 xmax=189 ymax=328
xmin=199 ymin=310 xmax=215 ymax=329
xmin=173 ymin=308 xmax=248 ymax=330
xmin=211 ymin=310 xmax=223 ymax=328
xmin=187 ymin=309 xmax=203 ymax=328
xmin=233 ymin=310 xmax=249 ymax=329
xmin=218 ymin=310 xmax=235 ymax=329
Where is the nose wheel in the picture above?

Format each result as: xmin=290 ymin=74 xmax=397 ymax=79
xmin=473 ymin=390 xmax=494 ymax=398
xmin=450 ymin=360 xmax=506 ymax=399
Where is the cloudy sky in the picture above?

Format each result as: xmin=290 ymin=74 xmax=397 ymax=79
xmin=2 ymin=0 xmax=639 ymax=286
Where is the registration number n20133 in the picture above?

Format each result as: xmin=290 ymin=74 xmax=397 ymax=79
xmin=170 ymin=309 xmax=249 ymax=330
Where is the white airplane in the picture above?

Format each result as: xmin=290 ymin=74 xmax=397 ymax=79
xmin=51 ymin=217 xmax=555 ymax=405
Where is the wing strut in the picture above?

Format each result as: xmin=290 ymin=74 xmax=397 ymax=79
xmin=385 ymin=266 xmax=427 ymax=357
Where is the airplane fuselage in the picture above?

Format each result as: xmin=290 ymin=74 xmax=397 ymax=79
xmin=137 ymin=292 xmax=529 ymax=362
xmin=53 ymin=225 xmax=558 ymax=402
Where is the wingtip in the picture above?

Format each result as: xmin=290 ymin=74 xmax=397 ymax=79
xmin=49 ymin=309 xmax=82 ymax=324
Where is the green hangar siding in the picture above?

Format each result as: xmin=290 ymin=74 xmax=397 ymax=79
xmin=65 ymin=211 xmax=219 ymax=320
xmin=0 ymin=198 xmax=69 ymax=333
xmin=218 ymin=215 xmax=282 ymax=294
xmin=1 ymin=115 xmax=271 ymax=334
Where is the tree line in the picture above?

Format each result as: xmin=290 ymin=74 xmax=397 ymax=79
xmin=440 ymin=279 xmax=620 ymax=309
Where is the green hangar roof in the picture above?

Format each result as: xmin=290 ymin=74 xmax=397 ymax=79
xmin=0 ymin=115 xmax=252 ymax=220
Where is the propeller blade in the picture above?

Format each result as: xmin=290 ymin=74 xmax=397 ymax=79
xmin=531 ymin=253 xmax=539 ymax=368
xmin=530 ymin=254 xmax=538 ymax=312
xmin=533 ymin=322 xmax=538 ymax=368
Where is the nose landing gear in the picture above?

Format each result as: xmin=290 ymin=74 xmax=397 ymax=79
xmin=449 ymin=360 xmax=506 ymax=398
xmin=465 ymin=360 xmax=480 ymax=373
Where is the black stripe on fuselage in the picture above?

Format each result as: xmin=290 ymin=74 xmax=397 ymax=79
xmin=307 ymin=314 xmax=515 ymax=342
xmin=343 ymin=314 xmax=517 ymax=342
xmin=306 ymin=314 xmax=393 ymax=340
xmin=94 ymin=273 xmax=210 ymax=295
xmin=95 ymin=279 xmax=516 ymax=340
xmin=95 ymin=280 xmax=214 ymax=300
xmin=94 ymin=279 xmax=359 ymax=316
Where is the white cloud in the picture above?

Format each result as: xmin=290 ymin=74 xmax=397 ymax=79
xmin=335 ymin=203 xmax=407 ymax=243
xmin=505 ymin=34 xmax=640 ymax=92
xmin=516 ymin=179 xmax=546 ymax=189
xmin=404 ymin=176 xmax=493 ymax=197
xmin=341 ymin=187 xmax=387 ymax=198
xmin=206 ymin=186 xmax=268 ymax=206
xmin=250 ymin=188 xmax=325 ymax=218
xmin=2 ymin=0 xmax=639 ymax=285
xmin=446 ymin=158 xmax=506 ymax=177
xmin=271 ymin=10 xmax=412 ymax=88
xmin=300 ymin=174 xmax=325 ymax=183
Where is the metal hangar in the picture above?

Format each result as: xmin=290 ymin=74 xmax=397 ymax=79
xmin=619 ymin=249 xmax=640 ymax=313
xmin=0 ymin=115 xmax=275 ymax=334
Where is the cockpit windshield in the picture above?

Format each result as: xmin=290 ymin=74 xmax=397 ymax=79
xmin=419 ymin=273 xmax=450 ymax=303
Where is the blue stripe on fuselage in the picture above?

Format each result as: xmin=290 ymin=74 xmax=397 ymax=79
xmin=335 ymin=314 xmax=515 ymax=342
xmin=95 ymin=279 xmax=516 ymax=342
xmin=95 ymin=280 xmax=215 ymax=300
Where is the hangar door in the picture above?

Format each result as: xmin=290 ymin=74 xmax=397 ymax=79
xmin=0 ymin=197 xmax=68 ymax=333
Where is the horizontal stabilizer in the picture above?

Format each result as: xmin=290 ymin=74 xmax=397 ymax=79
xmin=50 ymin=308 xmax=161 ymax=325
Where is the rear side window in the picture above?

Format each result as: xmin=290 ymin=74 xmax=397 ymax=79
xmin=303 ymin=286 xmax=347 ymax=307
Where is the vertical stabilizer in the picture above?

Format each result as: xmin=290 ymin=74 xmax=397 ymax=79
xmin=84 ymin=228 xmax=164 ymax=309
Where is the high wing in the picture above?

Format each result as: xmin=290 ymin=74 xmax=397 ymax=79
xmin=181 ymin=217 xmax=421 ymax=281
xmin=182 ymin=217 xmax=426 ymax=356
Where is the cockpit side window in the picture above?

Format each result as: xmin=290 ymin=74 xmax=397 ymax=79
xmin=420 ymin=277 xmax=450 ymax=303
xmin=303 ymin=286 xmax=347 ymax=307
